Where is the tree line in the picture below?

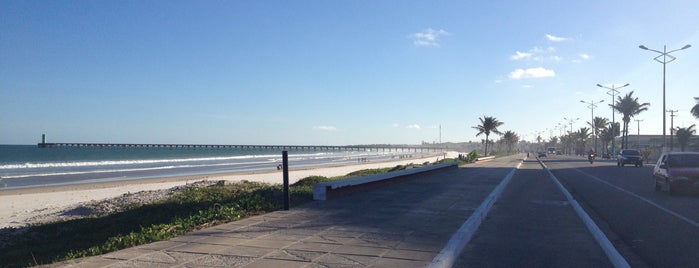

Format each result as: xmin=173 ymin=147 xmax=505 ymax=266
xmin=472 ymin=93 xmax=699 ymax=156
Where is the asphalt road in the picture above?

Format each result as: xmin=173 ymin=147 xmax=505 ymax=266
xmin=455 ymin=157 xmax=612 ymax=267
xmin=542 ymin=155 xmax=699 ymax=267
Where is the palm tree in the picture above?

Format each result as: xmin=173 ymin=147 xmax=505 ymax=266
xmin=588 ymin=116 xmax=609 ymax=152
xmin=599 ymin=122 xmax=620 ymax=156
xmin=501 ymin=130 xmax=519 ymax=152
xmin=675 ymin=124 xmax=696 ymax=152
xmin=576 ymin=127 xmax=591 ymax=154
xmin=613 ymin=91 xmax=650 ymax=149
xmin=473 ymin=116 xmax=504 ymax=156
xmin=692 ymin=97 xmax=699 ymax=120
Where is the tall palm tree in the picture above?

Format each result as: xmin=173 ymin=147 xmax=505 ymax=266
xmin=692 ymin=97 xmax=699 ymax=120
xmin=473 ymin=116 xmax=504 ymax=156
xmin=501 ymin=130 xmax=519 ymax=152
xmin=588 ymin=117 xmax=609 ymax=138
xmin=613 ymin=91 xmax=650 ymax=149
xmin=675 ymin=124 xmax=696 ymax=152
xmin=599 ymin=122 xmax=620 ymax=155
xmin=576 ymin=127 xmax=591 ymax=154
xmin=588 ymin=116 xmax=609 ymax=152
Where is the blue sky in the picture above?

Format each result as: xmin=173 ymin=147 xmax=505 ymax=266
xmin=2 ymin=0 xmax=698 ymax=145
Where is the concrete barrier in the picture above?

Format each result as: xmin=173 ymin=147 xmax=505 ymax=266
xmin=476 ymin=156 xmax=495 ymax=162
xmin=313 ymin=162 xmax=458 ymax=201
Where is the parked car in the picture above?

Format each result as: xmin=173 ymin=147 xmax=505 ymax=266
xmin=617 ymin=149 xmax=643 ymax=167
xmin=537 ymin=152 xmax=547 ymax=157
xmin=653 ymin=152 xmax=699 ymax=194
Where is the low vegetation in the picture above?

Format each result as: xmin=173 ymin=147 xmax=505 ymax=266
xmin=0 ymin=158 xmax=462 ymax=267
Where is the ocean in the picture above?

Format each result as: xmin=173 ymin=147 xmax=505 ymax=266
xmin=0 ymin=145 xmax=425 ymax=190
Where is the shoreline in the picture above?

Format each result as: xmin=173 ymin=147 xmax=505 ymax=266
xmin=0 ymin=151 xmax=458 ymax=228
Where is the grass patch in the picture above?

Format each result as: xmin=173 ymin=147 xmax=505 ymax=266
xmin=0 ymin=159 xmax=455 ymax=267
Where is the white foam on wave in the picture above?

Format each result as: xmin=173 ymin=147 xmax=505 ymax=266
xmin=0 ymin=154 xmax=283 ymax=170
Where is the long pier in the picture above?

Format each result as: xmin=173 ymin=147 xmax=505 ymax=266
xmin=37 ymin=142 xmax=443 ymax=153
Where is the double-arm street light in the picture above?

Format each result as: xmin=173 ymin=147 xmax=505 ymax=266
xmin=597 ymin=83 xmax=629 ymax=157
xmin=639 ymin=44 xmax=691 ymax=150
xmin=563 ymin=117 xmax=579 ymax=154
xmin=581 ymin=100 xmax=605 ymax=154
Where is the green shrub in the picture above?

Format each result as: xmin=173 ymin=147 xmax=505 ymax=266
xmin=465 ymin=150 xmax=479 ymax=162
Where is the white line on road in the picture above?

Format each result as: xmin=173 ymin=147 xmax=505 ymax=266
xmin=574 ymin=168 xmax=699 ymax=229
xmin=429 ymin=159 xmax=523 ymax=268
xmin=541 ymin=161 xmax=630 ymax=268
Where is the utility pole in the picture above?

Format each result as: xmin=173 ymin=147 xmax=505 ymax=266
xmin=668 ymin=109 xmax=678 ymax=151
xmin=634 ymin=119 xmax=644 ymax=150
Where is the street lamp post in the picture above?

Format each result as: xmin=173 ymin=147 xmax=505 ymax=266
xmin=597 ymin=83 xmax=629 ymax=157
xmin=635 ymin=119 xmax=644 ymax=150
xmin=581 ymin=100 xmax=605 ymax=154
xmin=564 ymin=117 xmax=579 ymax=154
xmin=639 ymin=44 xmax=691 ymax=150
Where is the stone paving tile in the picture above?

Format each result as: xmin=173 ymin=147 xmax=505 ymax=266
xmin=331 ymin=244 xmax=389 ymax=257
xmin=303 ymin=234 xmax=353 ymax=244
xmin=167 ymin=242 xmax=230 ymax=254
xmin=241 ymin=258 xmax=309 ymax=268
xmin=314 ymin=253 xmax=378 ymax=267
xmin=109 ymin=259 xmax=176 ymax=268
xmin=263 ymin=249 xmax=326 ymax=262
xmin=193 ymin=235 xmax=248 ymax=246
xmin=140 ymin=251 xmax=203 ymax=264
xmin=238 ymin=237 xmax=296 ymax=249
xmin=215 ymin=245 xmax=276 ymax=257
xmin=286 ymin=241 xmax=343 ymax=252
xmin=137 ymin=240 xmax=186 ymax=251
xmin=101 ymin=247 xmax=158 ymax=261
xmin=383 ymin=249 xmax=436 ymax=261
xmin=169 ymin=234 xmax=208 ymax=243
xmin=257 ymin=231 xmax=309 ymax=241
xmin=47 ymin=257 xmax=121 ymax=268
xmin=183 ymin=253 xmax=255 ymax=267
xmin=369 ymin=258 xmax=431 ymax=268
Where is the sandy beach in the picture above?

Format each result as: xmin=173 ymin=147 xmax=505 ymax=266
xmin=0 ymin=152 xmax=458 ymax=228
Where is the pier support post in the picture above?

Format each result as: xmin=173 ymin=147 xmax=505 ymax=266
xmin=282 ymin=151 xmax=290 ymax=210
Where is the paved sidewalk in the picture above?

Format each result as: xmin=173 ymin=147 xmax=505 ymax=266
xmin=50 ymin=156 xmax=521 ymax=267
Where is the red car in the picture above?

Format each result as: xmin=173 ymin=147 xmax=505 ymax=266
xmin=653 ymin=152 xmax=699 ymax=194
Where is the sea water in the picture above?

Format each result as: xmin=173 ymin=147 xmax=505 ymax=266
xmin=0 ymin=145 xmax=421 ymax=190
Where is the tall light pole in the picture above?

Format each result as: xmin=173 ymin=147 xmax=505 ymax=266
xmin=597 ymin=83 xmax=629 ymax=157
xmin=564 ymin=117 xmax=579 ymax=154
xmin=639 ymin=44 xmax=691 ymax=150
xmin=635 ymin=119 xmax=644 ymax=150
xmin=564 ymin=117 xmax=579 ymax=133
xmin=581 ymin=100 xmax=605 ymax=153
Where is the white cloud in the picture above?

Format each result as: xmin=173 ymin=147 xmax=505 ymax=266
xmin=511 ymin=51 xmax=532 ymax=60
xmin=572 ymin=53 xmax=591 ymax=63
xmin=406 ymin=124 xmax=421 ymax=129
xmin=546 ymin=34 xmax=569 ymax=42
xmin=409 ymin=28 xmax=450 ymax=47
xmin=509 ymin=67 xmax=556 ymax=80
xmin=314 ymin=126 xmax=338 ymax=131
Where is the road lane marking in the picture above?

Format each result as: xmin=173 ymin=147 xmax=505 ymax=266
xmin=574 ymin=168 xmax=699 ymax=229
xmin=541 ymin=161 xmax=630 ymax=268
xmin=429 ymin=160 xmax=523 ymax=268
